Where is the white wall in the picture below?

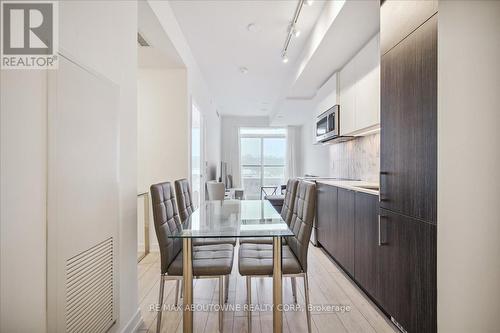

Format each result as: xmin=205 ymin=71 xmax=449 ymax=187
xmin=1 ymin=71 xmax=48 ymax=332
xmin=138 ymin=69 xmax=189 ymax=192
xmin=301 ymin=118 xmax=331 ymax=177
xmin=147 ymin=1 xmax=221 ymax=184
xmin=438 ymin=2 xmax=500 ymax=332
xmin=204 ymin=108 xmax=222 ymax=180
xmin=137 ymin=68 xmax=188 ymax=250
xmin=1 ymin=1 xmax=139 ymax=331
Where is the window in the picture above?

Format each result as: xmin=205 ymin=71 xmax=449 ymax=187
xmin=240 ymin=128 xmax=286 ymax=199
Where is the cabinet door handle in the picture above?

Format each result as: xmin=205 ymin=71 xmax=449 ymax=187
xmin=378 ymin=215 xmax=388 ymax=246
xmin=379 ymin=172 xmax=388 ymax=202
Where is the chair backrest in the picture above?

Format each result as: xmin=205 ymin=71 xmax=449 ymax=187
xmin=175 ymin=178 xmax=194 ymax=222
xmin=207 ymin=181 xmax=225 ymax=200
xmin=287 ymin=180 xmax=316 ymax=272
xmin=150 ymin=182 xmax=183 ymax=274
xmin=280 ymin=184 xmax=287 ymax=194
xmin=227 ymin=174 xmax=233 ymax=189
xmin=281 ymin=179 xmax=299 ymax=224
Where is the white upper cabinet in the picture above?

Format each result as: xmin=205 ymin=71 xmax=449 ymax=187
xmin=339 ymin=34 xmax=380 ymax=136
xmin=339 ymin=56 xmax=357 ymax=134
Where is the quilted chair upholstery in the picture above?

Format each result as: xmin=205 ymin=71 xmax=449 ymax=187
xmin=174 ymin=178 xmax=194 ymax=222
xmin=240 ymin=178 xmax=298 ymax=245
xmin=152 ymin=183 xmax=235 ymax=333
xmin=175 ymin=178 xmax=236 ymax=246
xmin=286 ymin=181 xmax=316 ymax=272
xmin=150 ymin=182 xmax=183 ymax=274
xmin=280 ymin=179 xmax=299 ymax=224
xmin=238 ymin=180 xmax=316 ymax=333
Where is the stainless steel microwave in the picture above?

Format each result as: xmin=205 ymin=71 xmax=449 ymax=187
xmin=316 ymin=105 xmax=339 ymax=143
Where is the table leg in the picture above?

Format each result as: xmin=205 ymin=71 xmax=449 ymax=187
xmin=183 ymin=238 xmax=193 ymax=333
xmin=272 ymin=236 xmax=283 ymax=333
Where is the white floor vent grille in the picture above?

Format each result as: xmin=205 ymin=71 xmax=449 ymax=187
xmin=65 ymin=237 xmax=114 ymax=333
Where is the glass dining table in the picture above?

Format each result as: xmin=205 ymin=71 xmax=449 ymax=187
xmin=169 ymin=199 xmax=294 ymax=333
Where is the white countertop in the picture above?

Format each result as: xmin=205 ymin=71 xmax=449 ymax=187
xmin=316 ymin=180 xmax=380 ymax=196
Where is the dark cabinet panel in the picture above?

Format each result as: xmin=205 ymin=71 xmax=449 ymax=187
xmin=316 ymin=183 xmax=331 ymax=251
xmin=380 ymin=0 xmax=438 ymax=55
xmin=316 ymin=183 xmax=337 ymax=255
xmin=378 ymin=208 xmax=437 ymax=333
xmin=335 ymin=188 xmax=355 ymax=275
xmin=380 ymin=14 xmax=437 ymax=223
xmin=354 ymin=192 xmax=380 ymax=301
xmin=328 ymin=186 xmax=338 ymax=255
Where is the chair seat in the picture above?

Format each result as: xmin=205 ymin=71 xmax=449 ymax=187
xmin=238 ymin=243 xmax=302 ymax=276
xmin=239 ymin=237 xmax=273 ymax=245
xmin=167 ymin=244 xmax=234 ymax=276
xmin=193 ymin=237 xmax=236 ymax=246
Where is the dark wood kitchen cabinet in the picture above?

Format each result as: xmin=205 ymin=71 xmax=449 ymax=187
xmin=380 ymin=13 xmax=437 ymax=224
xmin=354 ymin=192 xmax=381 ymax=301
xmin=335 ymin=188 xmax=355 ymax=275
xmin=378 ymin=208 xmax=437 ymax=333
xmin=379 ymin=1 xmax=437 ymax=331
xmin=380 ymin=0 xmax=438 ymax=55
xmin=316 ymin=183 xmax=337 ymax=254
xmin=316 ymin=184 xmax=355 ymax=276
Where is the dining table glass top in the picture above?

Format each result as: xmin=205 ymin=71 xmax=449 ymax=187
xmin=169 ymin=200 xmax=294 ymax=239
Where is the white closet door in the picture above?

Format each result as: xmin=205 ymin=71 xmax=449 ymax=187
xmin=47 ymin=54 xmax=119 ymax=333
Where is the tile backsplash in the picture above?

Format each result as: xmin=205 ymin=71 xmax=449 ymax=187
xmin=329 ymin=133 xmax=380 ymax=182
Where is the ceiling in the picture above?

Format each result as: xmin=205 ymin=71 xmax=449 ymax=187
xmin=170 ymin=0 xmax=325 ymax=116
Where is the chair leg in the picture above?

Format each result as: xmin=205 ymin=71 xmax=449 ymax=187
xmin=291 ymin=277 xmax=297 ymax=304
xmin=303 ymin=273 xmax=312 ymax=333
xmin=246 ymin=276 xmax=252 ymax=332
xmin=174 ymin=279 xmax=179 ymax=307
xmin=225 ymin=274 xmax=230 ymax=303
xmin=180 ymin=280 xmax=183 ymax=298
xmin=156 ymin=275 xmax=165 ymax=333
xmin=219 ymin=276 xmax=224 ymax=332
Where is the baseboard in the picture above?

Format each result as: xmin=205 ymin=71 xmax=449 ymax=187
xmin=120 ymin=308 xmax=142 ymax=333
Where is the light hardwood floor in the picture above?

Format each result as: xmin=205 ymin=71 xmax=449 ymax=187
xmin=136 ymin=245 xmax=398 ymax=333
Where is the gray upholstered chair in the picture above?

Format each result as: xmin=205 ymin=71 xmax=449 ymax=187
xmin=238 ymin=180 xmax=316 ymax=333
xmin=151 ymin=182 xmax=234 ymax=333
xmin=207 ymin=180 xmax=225 ymax=200
xmin=175 ymin=178 xmax=236 ymax=247
xmin=174 ymin=178 xmax=195 ymax=222
xmin=239 ymin=178 xmax=299 ymax=245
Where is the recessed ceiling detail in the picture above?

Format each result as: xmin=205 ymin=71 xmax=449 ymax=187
xmin=247 ymin=23 xmax=259 ymax=32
